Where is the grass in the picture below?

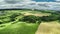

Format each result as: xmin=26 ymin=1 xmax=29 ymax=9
xmin=3 ymin=10 xmax=51 ymax=17
xmin=0 ymin=10 xmax=54 ymax=34
xmin=0 ymin=10 xmax=42 ymax=34
xmin=0 ymin=22 xmax=39 ymax=34
xmin=36 ymin=21 xmax=60 ymax=34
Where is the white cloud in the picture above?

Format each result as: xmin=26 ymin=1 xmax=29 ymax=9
xmin=20 ymin=0 xmax=32 ymax=1
xmin=0 ymin=0 xmax=4 ymax=2
xmin=55 ymin=0 xmax=60 ymax=1
xmin=0 ymin=0 xmax=60 ymax=10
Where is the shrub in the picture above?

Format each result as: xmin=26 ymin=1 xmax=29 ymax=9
xmin=19 ymin=15 xmax=38 ymax=23
xmin=40 ymin=16 xmax=58 ymax=22
xmin=10 ymin=18 xmax=15 ymax=22
xmin=0 ymin=22 xmax=3 ymax=24
xmin=10 ymin=13 xmax=22 ymax=18
xmin=1 ymin=17 xmax=11 ymax=23
xmin=37 ymin=19 xmax=41 ymax=24
xmin=9 ymin=13 xmax=23 ymax=22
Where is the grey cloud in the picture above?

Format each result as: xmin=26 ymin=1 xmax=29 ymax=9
xmin=0 ymin=0 xmax=60 ymax=10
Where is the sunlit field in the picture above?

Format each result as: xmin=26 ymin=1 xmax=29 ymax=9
xmin=0 ymin=10 xmax=48 ymax=34
xmin=0 ymin=22 xmax=39 ymax=34
xmin=36 ymin=21 xmax=60 ymax=34
xmin=0 ymin=10 xmax=60 ymax=34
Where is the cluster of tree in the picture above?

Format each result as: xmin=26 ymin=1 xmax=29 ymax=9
xmin=19 ymin=15 xmax=41 ymax=24
xmin=0 ymin=10 xmax=60 ymax=24
xmin=40 ymin=16 xmax=58 ymax=22
xmin=19 ymin=15 xmax=39 ymax=23
xmin=0 ymin=13 xmax=23 ymax=24
xmin=19 ymin=14 xmax=60 ymax=24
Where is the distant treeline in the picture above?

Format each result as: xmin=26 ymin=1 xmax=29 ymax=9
xmin=0 ymin=8 xmax=57 ymax=12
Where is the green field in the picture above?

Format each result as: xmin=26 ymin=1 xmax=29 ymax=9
xmin=0 ymin=10 xmax=42 ymax=34
xmin=0 ymin=22 xmax=39 ymax=34
xmin=0 ymin=10 xmax=60 ymax=34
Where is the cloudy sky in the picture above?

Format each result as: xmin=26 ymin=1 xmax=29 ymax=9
xmin=0 ymin=0 xmax=60 ymax=3
xmin=0 ymin=0 xmax=60 ymax=10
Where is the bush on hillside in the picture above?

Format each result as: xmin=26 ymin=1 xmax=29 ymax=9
xmin=9 ymin=13 xmax=23 ymax=22
xmin=10 ymin=18 xmax=15 ymax=22
xmin=0 ymin=22 xmax=3 ymax=24
xmin=40 ymin=16 xmax=58 ymax=22
xmin=37 ymin=19 xmax=41 ymax=24
xmin=10 ymin=13 xmax=22 ymax=18
xmin=19 ymin=15 xmax=38 ymax=23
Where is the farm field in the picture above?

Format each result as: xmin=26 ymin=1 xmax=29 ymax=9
xmin=36 ymin=21 xmax=60 ymax=34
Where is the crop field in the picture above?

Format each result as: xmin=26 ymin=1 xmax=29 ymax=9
xmin=36 ymin=21 xmax=60 ymax=34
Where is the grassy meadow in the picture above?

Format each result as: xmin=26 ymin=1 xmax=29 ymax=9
xmin=0 ymin=10 xmax=60 ymax=34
